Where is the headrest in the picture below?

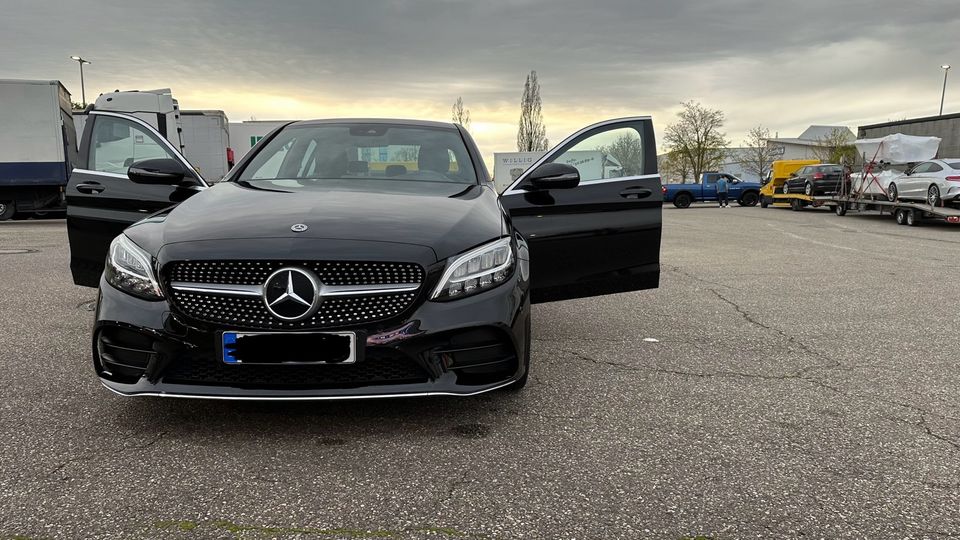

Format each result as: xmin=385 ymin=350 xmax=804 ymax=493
xmin=417 ymin=144 xmax=450 ymax=174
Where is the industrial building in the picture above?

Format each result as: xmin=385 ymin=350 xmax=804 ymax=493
xmin=858 ymin=113 xmax=960 ymax=158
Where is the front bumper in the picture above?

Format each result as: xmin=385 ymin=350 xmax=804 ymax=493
xmin=92 ymin=269 xmax=530 ymax=400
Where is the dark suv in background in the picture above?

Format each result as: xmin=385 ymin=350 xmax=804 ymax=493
xmin=783 ymin=164 xmax=850 ymax=196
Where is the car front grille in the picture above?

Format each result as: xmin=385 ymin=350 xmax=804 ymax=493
xmin=168 ymin=260 xmax=424 ymax=286
xmin=162 ymin=348 xmax=430 ymax=389
xmin=164 ymin=260 xmax=424 ymax=329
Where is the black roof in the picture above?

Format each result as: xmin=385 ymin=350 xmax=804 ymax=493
xmin=290 ymin=118 xmax=459 ymax=130
xmin=859 ymin=112 xmax=960 ymax=131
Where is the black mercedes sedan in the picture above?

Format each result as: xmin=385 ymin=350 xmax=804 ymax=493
xmin=783 ymin=164 xmax=850 ymax=196
xmin=66 ymin=112 xmax=662 ymax=399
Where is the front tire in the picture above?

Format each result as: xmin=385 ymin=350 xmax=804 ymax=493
xmin=674 ymin=193 xmax=692 ymax=209
xmin=835 ymin=203 xmax=847 ymax=216
xmin=888 ymin=183 xmax=898 ymax=202
xmin=928 ymin=185 xmax=941 ymax=207
xmin=782 ymin=183 xmax=790 ymax=194
xmin=0 ymin=201 xmax=14 ymax=221
xmin=739 ymin=192 xmax=759 ymax=207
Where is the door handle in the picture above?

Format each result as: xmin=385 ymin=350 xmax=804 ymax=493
xmin=75 ymin=182 xmax=105 ymax=194
xmin=619 ymin=187 xmax=652 ymax=199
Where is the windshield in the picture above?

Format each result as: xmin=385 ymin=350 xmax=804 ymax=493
xmin=237 ymin=123 xmax=478 ymax=187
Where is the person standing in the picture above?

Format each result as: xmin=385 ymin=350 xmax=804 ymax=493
xmin=716 ymin=175 xmax=729 ymax=208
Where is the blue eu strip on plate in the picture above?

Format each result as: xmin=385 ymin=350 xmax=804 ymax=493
xmin=222 ymin=332 xmax=240 ymax=364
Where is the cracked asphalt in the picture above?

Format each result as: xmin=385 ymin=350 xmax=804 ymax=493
xmin=1 ymin=205 xmax=959 ymax=539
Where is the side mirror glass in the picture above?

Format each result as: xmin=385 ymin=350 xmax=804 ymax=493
xmin=128 ymin=158 xmax=189 ymax=185
xmin=527 ymin=163 xmax=580 ymax=190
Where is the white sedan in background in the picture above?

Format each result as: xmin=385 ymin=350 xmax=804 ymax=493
xmin=888 ymin=159 xmax=960 ymax=207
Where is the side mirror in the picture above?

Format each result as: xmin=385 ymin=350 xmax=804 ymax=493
xmin=527 ymin=163 xmax=580 ymax=190
xmin=789 ymin=172 xmax=797 ymax=177
xmin=128 ymin=158 xmax=188 ymax=185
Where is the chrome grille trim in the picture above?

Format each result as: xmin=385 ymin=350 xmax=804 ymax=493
xmin=169 ymin=281 xmax=421 ymax=298
xmin=322 ymin=283 xmax=421 ymax=296
xmin=170 ymin=283 xmax=263 ymax=297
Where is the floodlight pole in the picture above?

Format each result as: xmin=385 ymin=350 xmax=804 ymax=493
xmin=940 ymin=65 xmax=951 ymax=116
xmin=70 ymin=56 xmax=91 ymax=107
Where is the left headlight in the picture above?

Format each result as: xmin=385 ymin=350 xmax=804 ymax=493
xmin=104 ymin=235 xmax=164 ymax=300
xmin=431 ymin=237 xmax=514 ymax=301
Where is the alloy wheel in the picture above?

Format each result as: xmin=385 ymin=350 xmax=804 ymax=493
xmin=888 ymin=183 xmax=897 ymax=201
xmin=927 ymin=185 xmax=941 ymax=206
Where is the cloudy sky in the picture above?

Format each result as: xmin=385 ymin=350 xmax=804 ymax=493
xmin=2 ymin=0 xmax=958 ymax=164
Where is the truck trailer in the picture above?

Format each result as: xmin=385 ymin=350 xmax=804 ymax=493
xmin=0 ymin=79 xmax=78 ymax=220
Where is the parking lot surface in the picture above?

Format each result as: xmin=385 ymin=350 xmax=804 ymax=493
xmin=1 ymin=206 xmax=959 ymax=539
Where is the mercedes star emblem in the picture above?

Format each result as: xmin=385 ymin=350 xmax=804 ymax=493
xmin=291 ymin=223 xmax=308 ymax=232
xmin=262 ymin=267 xmax=321 ymax=321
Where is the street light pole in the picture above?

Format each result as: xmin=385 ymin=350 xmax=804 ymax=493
xmin=940 ymin=65 xmax=951 ymax=116
xmin=69 ymin=56 xmax=91 ymax=107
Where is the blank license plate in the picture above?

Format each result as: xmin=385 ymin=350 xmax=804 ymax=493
xmin=221 ymin=331 xmax=356 ymax=365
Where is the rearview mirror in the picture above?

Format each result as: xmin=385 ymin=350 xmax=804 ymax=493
xmin=527 ymin=163 xmax=580 ymax=190
xmin=128 ymin=158 xmax=188 ymax=185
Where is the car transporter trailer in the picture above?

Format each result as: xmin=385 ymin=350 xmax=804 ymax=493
xmin=770 ymin=187 xmax=960 ymax=226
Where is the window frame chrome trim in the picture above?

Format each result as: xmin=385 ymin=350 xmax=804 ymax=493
xmin=500 ymin=116 xmax=653 ymax=196
xmin=87 ymin=110 xmax=209 ymax=187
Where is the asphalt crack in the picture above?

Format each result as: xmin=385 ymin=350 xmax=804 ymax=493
xmin=919 ymin=415 xmax=960 ymax=452
xmin=666 ymin=265 xmax=738 ymax=290
xmin=558 ymin=348 xmax=843 ymax=394
xmin=46 ymin=430 xmax=168 ymax=479
xmin=709 ymin=288 xmax=841 ymax=377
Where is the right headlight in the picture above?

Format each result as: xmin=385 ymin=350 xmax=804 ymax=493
xmin=104 ymin=234 xmax=164 ymax=300
xmin=431 ymin=237 xmax=514 ymax=301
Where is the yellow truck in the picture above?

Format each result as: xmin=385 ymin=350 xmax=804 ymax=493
xmin=760 ymin=159 xmax=819 ymax=208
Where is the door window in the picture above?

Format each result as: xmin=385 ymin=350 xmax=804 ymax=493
xmin=545 ymin=126 xmax=644 ymax=183
xmin=911 ymin=162 xmax=936 ymax=174
xmin=89 ymin=115 xmax=177 ymax=174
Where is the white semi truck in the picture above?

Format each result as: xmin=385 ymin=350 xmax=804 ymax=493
xmin=0 ymin=79 xmax=79 ymax=220
xmin=75 ymin=90 xmax=234 ymax=180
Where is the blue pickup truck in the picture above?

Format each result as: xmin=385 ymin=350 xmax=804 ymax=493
xmin=663 ymin=172 xmax=761 ymax=208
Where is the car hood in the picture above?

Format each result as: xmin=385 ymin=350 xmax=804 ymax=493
xmin=134 ymin=181 xmax=504 ymax=262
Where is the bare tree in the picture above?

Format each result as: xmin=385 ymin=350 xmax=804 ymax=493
xmin=452 ymin=96 xmax=471 ymax=131
xmin=598 ymin=133 xmax=643 ymax=176
xmin=663 ymin=101 xmax=729 ymax=184
xmin=517 ymin=71 xmax=548 ymax=152
xmin=738 ymin=125 xmax=777 ymax=182
xmin=812 ymin=128 xmax=857 ymax=165
xmin=659 ymin=149 xmax=692 ymax=183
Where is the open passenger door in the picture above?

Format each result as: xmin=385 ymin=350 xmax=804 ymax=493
xmin=498 ymin=117 xmax=662 ymax=303
xmin=67 ymin=111 xmax=206 ymax=287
